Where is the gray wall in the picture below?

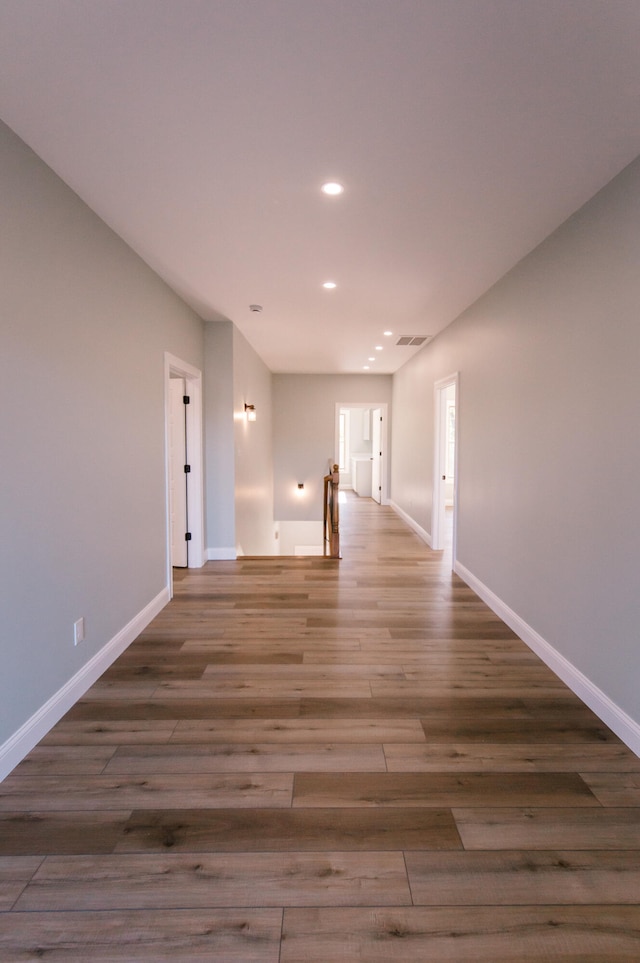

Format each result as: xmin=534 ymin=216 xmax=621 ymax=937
xmin=0 ymin=120 xmax=204 ymax=744
xmin=391 ymin=154 xmax=640 ymax=727
xmin=273 ymin=374 xmax=392 ymax=521
xmin=203 ymin=320 xmax=275 ymax=557
xmin=204 ymin=321 xmax=236 ymax=556
xmin=233 ymin=326 xmax=275 ymax=556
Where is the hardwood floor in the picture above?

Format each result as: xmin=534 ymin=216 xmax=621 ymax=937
xmin=2 ymin=495 xmax=640 ymax=960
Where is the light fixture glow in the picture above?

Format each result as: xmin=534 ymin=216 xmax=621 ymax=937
xmin=384 ymin=330 xmax=393 ymax=336
xmin=375 ymin=345 xmax=383 ymax=351
xmin=368 ymin=357 xmax=375 ymax=361
xmin=321 ymin=181 xmax=344 ymax=196
xmin=244 ymin=403 xmax=257 ymax=422
xmin=363 ymin=365 xmax=370 ymax=370
xmin=323 ymin=281 xmax=337 ymax=289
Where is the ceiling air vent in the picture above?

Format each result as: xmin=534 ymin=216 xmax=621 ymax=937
xmin=396 ymin=335 xmax=431 ymax=346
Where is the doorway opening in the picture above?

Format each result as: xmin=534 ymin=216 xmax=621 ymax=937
xmin=164 ymin=353 xmax=205 ymax=594
xmin=335 ymin=403 xmax=388 ymax=504
xmin=432 ymin=374 xmax=459 ymax=561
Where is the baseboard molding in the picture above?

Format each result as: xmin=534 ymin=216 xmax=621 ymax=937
xmin=207 ymin=547 xmax=237 ymax=561
xmin=388 ymin=500 xmax=432 ymax=548
xmin=454 ymin=560 xmax=640 ymax=757
xmin=0 ymin=587 xmax=170 ymax=782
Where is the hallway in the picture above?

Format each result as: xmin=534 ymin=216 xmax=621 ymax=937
xmin=1 ymin=495 xmax=640 ymax=960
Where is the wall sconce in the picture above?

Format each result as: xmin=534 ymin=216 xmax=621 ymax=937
xmin=244 ymin=403 xmax=257 ymax=422
xmin=298 ymin=483 xmax=304 ymax=490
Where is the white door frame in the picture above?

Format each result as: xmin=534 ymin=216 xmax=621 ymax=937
xmin=164 ymin=353 xmax=205 ymax=592
xmin=168 ymin=376 xmax=189 ymax=568
xmin=432 ymin=373 xmax=459 ymax=559
xmin=335 ymin=402 xmax=389 ymax=504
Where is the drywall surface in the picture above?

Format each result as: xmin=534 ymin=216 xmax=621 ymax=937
xmin=233 ymin=326 xmax=275 ymax=556
xmin=273 ymin=374 xmax=392 ymax=521
xmin=391 ymin=153 xmax=640 ymax=725
xmin=204 ymin=321 xmax=236 ymax=556
xmin=278 ymin=521 xmax=324 ymax=556
xmin=0 ymin=120 xmax=204 ymax=745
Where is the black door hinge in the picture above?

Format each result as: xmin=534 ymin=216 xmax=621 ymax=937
xmin=184 ymin=464 xmax=191 ymax=473
xmin=185 ymin=532 xmax=192 ymax=541
xmin=183 ymin=395 xmax=190 ymax=405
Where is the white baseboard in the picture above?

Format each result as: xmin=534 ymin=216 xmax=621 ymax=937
xmin=0 ymin=587 xmax=169 ymax=782
xmin=207 ymin=547 xmax=237 ymax=560
xmin=454 ymin=560 xmax=640 ymax=757
xmin=389 ymin=500 xmax=432 ymax=548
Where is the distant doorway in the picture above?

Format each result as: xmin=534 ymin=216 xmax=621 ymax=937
xmin=432 ymin=374 xmax=458 ymax=559
xmin=335 ymin=402 xmax=388 ymax=504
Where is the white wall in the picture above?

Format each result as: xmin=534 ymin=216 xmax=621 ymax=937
xmin=0 ymin=120 xmax=204 ymax=766
xmin=273 ymin=374 xmax=392 ymax=522
xmin=204 ymin=321 xmax=236 ymax=558
xmin=391 ymin=154 xmax=640 ymax=745
xmin=233 ymin=326 xmax=275 ymax=556
xmin=278 ymin=520 xmax=325 ymax=555
xmin=349 ymin=408 xmax=373 ymax=456
xmin=204 ymin=321 xmax=275 ymax=558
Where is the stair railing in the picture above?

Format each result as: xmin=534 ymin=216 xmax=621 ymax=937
xmin=323 ymin=463 xmax=341 ymax=558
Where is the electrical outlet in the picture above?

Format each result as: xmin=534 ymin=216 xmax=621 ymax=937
xmin=74 ymin=617 xmax=85 ymax=646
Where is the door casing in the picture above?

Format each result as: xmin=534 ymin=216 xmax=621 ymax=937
xmin=432 ymin=373 xmax=459 ymax=560
xmin=164 ymin=353 xmax=205 ymax=593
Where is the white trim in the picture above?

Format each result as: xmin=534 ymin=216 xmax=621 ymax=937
xmin=454 ymin=560 xmax=640 ymax=758
xmin=206 ymin=547 xmax=237 ymax=561
xmin=164 ymin=353 xmax=205 ymax=592
xmin=389 ymin=499 xmax=432 ymax=548
xmin=0 ymin=588 xmax=169 ymax=782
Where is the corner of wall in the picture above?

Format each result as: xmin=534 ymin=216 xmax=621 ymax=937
xmin=388 ymin=500 xmax=432 ymax=548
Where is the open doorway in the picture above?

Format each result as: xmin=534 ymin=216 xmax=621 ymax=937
xmin=335 ymin=403 xmax=388 ymax=503
xmin=164 ymin=353 xmax=205 ymax=594
xmin=432 ymin=374 xmax=459 ymax=559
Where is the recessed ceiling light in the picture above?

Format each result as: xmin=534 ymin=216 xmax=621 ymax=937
xmin=321 ymin=182 xmax=344 ymax=196
xmin=323 ymin=281 xmax=337 ymax=289
xmin=383 ymin=330 xmax=393 ymax=336
xmin=363 ymin=365 xmax=370 ymax=370
xmin=368 ymin=357 xmax=375 ymax=361
xmin=375 ymin=345 xmax=383 ymax=351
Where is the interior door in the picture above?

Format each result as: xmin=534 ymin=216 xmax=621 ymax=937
xmin=169 ymin=377 xmax=188 ymax=567
xmin=371 ymin=407 xmax=382 ymax=504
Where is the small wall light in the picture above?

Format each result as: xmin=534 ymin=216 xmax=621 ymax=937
xmin=298 ymin=483 xmax=304 ymax=490
xmin=244 ymin=403 xmax=257 ymax=422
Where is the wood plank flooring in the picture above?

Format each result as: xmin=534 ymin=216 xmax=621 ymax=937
xmin=2 ymin=496 xmax=640 ymax=960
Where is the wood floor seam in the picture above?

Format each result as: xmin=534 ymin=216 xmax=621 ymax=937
xmin=3 ymin=497 xmax=639 ymax=960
